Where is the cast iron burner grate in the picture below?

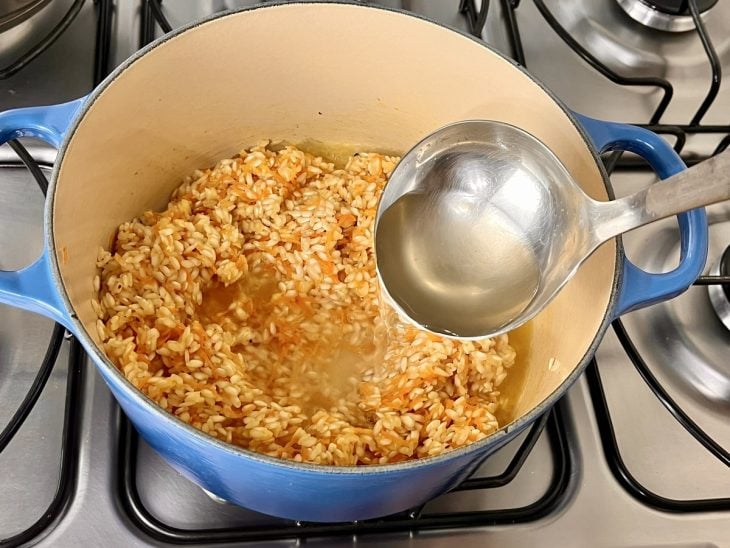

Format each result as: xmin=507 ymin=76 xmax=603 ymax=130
xmin=128 ymin=0 xmax=730 ymax=527
xmin=116 ymin=404 xmax=571 ymax=544
xmin=0 ymin=2 xmax=112 ymax=545
xmin=124 ymin=5 xmax=573 ymax=541
xmin=0 ymin=0 xmax=85 ymax=80
xmin=460 ymin=0 xmax=730 ymax=510
xmin=3 ymin=0 xmax=726 ymax=543
xmin=720 ymin=246 xmax=730 ymax=302
xmin=0 ymin=148 xmax=86 ymax=546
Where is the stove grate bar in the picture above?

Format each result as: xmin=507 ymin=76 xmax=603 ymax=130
xmin=0 ymin=0 xmax=86 ymax=80
xmin=116 ymin=403 xmax=571 ymax=544
xmin=587 ymin=354 xmax=730 ymax=512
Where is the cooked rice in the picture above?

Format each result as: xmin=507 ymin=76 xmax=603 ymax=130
xmin=93 ymin=142 xmax=515 ymax=465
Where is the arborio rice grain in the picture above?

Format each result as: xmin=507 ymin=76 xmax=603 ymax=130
xmin=93 ymin=142 xmax=516 ymax=465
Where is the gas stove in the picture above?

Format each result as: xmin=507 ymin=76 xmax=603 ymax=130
xmin=0 ymin=1 xmax=728 ymax=546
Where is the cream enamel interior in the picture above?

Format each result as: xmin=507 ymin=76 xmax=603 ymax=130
xmin=52 ymin=3 xmax=615 ymax=428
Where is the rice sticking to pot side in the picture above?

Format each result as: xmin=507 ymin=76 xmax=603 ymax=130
xmin=92 ymin=142 xmax=516 ymax=465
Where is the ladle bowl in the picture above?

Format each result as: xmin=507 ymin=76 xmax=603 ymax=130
xmin=375 ymin=120 xmax=730 ymax=339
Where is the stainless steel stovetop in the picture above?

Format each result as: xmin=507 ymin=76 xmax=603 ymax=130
xmin=0 ymin=1 xmax=728 ymax=546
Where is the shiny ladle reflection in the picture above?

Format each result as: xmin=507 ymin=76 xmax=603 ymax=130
xmin=375 ymin=120 xmax=730 ymax=340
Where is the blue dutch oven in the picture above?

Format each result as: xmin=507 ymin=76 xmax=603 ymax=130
xmin=0 ymin=3 xmax=706 ymax=521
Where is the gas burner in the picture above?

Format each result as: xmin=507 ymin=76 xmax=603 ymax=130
xmin=0 ymin=0 xmax=89 ymax=99
xmin=0 ymin=0 xmax=50 ymax=32
xmin=708 ymin=245 xmax=730 ymax=330
xmin=538 ymin=0 xmax=730 ymax=125
xmin=617 ymin=200 xmax=730 ymax=406
xmin=617 ymin=0 xmax=718 ymax=32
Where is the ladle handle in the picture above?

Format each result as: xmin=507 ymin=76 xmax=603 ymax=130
xmin=592 ymin=149 xmax=730 ymax=243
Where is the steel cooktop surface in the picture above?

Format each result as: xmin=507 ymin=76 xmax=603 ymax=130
xmin=0 ymin=1 xmax=728 ymax=546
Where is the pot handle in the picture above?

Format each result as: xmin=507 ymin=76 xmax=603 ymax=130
xmin=0 ymin=98 xmax=87 ymax=331
xmin=573 ymin=113 xmax=708 ymax=319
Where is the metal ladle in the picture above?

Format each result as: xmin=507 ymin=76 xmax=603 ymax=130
xmin=374 ymin=120 xmax=730 ymax=340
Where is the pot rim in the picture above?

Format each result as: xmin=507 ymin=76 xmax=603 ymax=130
xmin=45 ymin=0 xmax=621 ymax=475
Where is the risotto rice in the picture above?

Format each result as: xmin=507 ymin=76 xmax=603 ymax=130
xmin=92 ymin=143 xmax=515 ymax=465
